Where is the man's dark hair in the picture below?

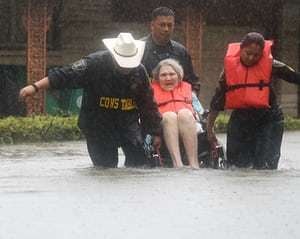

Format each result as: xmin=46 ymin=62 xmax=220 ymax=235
xmin=240 ymin=32 xmax=265 ymax=49
xmin=151 ymin=7 xmax=175 ymax=20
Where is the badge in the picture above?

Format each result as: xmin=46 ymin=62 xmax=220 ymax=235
xmin=71 ymin=59 xmax=87 ymax=71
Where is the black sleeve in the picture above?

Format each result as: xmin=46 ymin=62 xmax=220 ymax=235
xmin=134 ymin=66 xmax=162 ymax=136
xmin=209 ymin=71 xmax=226 ymax=111
xmin=273 ymin=61 xmax=300 ymax=85
xmin=48 ymin=54 xmax=97 ymax=89
xmin=182 ymin=50 xmax=201 ymax=91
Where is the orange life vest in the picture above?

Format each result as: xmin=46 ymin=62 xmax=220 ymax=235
xmin=224 ymin=40 xmax=273 ymax=109
xmin=151 ymin=81 xmax=194 ymax=115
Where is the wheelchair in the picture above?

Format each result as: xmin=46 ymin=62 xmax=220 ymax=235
xmin=144 ymin=95 xmax=227 ymax=169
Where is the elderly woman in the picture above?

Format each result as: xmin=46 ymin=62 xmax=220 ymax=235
xmin=151 ymin=59 xmax=199 ymax=169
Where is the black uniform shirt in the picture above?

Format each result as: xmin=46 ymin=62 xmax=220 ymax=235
xmin=141 ymin=35 xmax=200 ymax=91
xmin=48 ymin=50 xmax=162 ymax=136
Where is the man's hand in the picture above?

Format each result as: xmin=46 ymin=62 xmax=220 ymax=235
xmin=152 ymin=135 xmax=161 ymax=151
xmin=19 ymin=85 xmax=37 ymax=100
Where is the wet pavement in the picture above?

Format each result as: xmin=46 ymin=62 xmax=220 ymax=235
xmin=0 ymin=132 xmax=300 ymax=239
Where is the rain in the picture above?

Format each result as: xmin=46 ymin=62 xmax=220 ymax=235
xmin=0 ymin=1 xmax=300 ymax=238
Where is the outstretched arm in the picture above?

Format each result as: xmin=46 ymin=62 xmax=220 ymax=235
xmin=273 ymin=60 xmax=300 ymax=84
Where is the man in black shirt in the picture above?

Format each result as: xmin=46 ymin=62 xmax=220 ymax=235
xmin=141 ymin=7 xmax=200 ymax=93
xmin=20 ymin=33 xmax=162 ymax=168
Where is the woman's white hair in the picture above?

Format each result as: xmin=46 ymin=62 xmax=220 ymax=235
xmin=152 ymin=58 xmax=184 ymax=81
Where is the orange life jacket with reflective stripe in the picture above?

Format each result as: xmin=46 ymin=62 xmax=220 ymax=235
xmin=151 ymin=81 xmax=194 ymax=115
xmin=224 ymin=40 xmax=273 ymax=109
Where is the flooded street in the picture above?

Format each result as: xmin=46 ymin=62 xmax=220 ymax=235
xmin=1 ymin=133 xmax=300 ymax=239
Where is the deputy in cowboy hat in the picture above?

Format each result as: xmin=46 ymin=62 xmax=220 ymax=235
xmin=20 ymin=33 xmax=162 ymax=168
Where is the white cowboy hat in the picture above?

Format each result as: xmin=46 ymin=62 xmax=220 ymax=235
xmin=102 ymin=33 xmax=145 ymax=68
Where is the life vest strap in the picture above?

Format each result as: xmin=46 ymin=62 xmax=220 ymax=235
xmin=226 ymin=80 xmax=270 ymax=92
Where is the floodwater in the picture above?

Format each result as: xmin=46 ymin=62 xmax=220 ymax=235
xmin=0 ymin=133 xmax=300 ymax=239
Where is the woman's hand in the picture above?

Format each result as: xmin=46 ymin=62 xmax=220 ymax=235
xmin=206 ymin=110 xmax=219 ymax=146
xmin=207 ymin=130 xmax=218 ymax=146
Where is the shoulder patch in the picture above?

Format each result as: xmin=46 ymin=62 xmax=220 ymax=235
xmin=71 ymin=59 xmax=87 ymax=71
